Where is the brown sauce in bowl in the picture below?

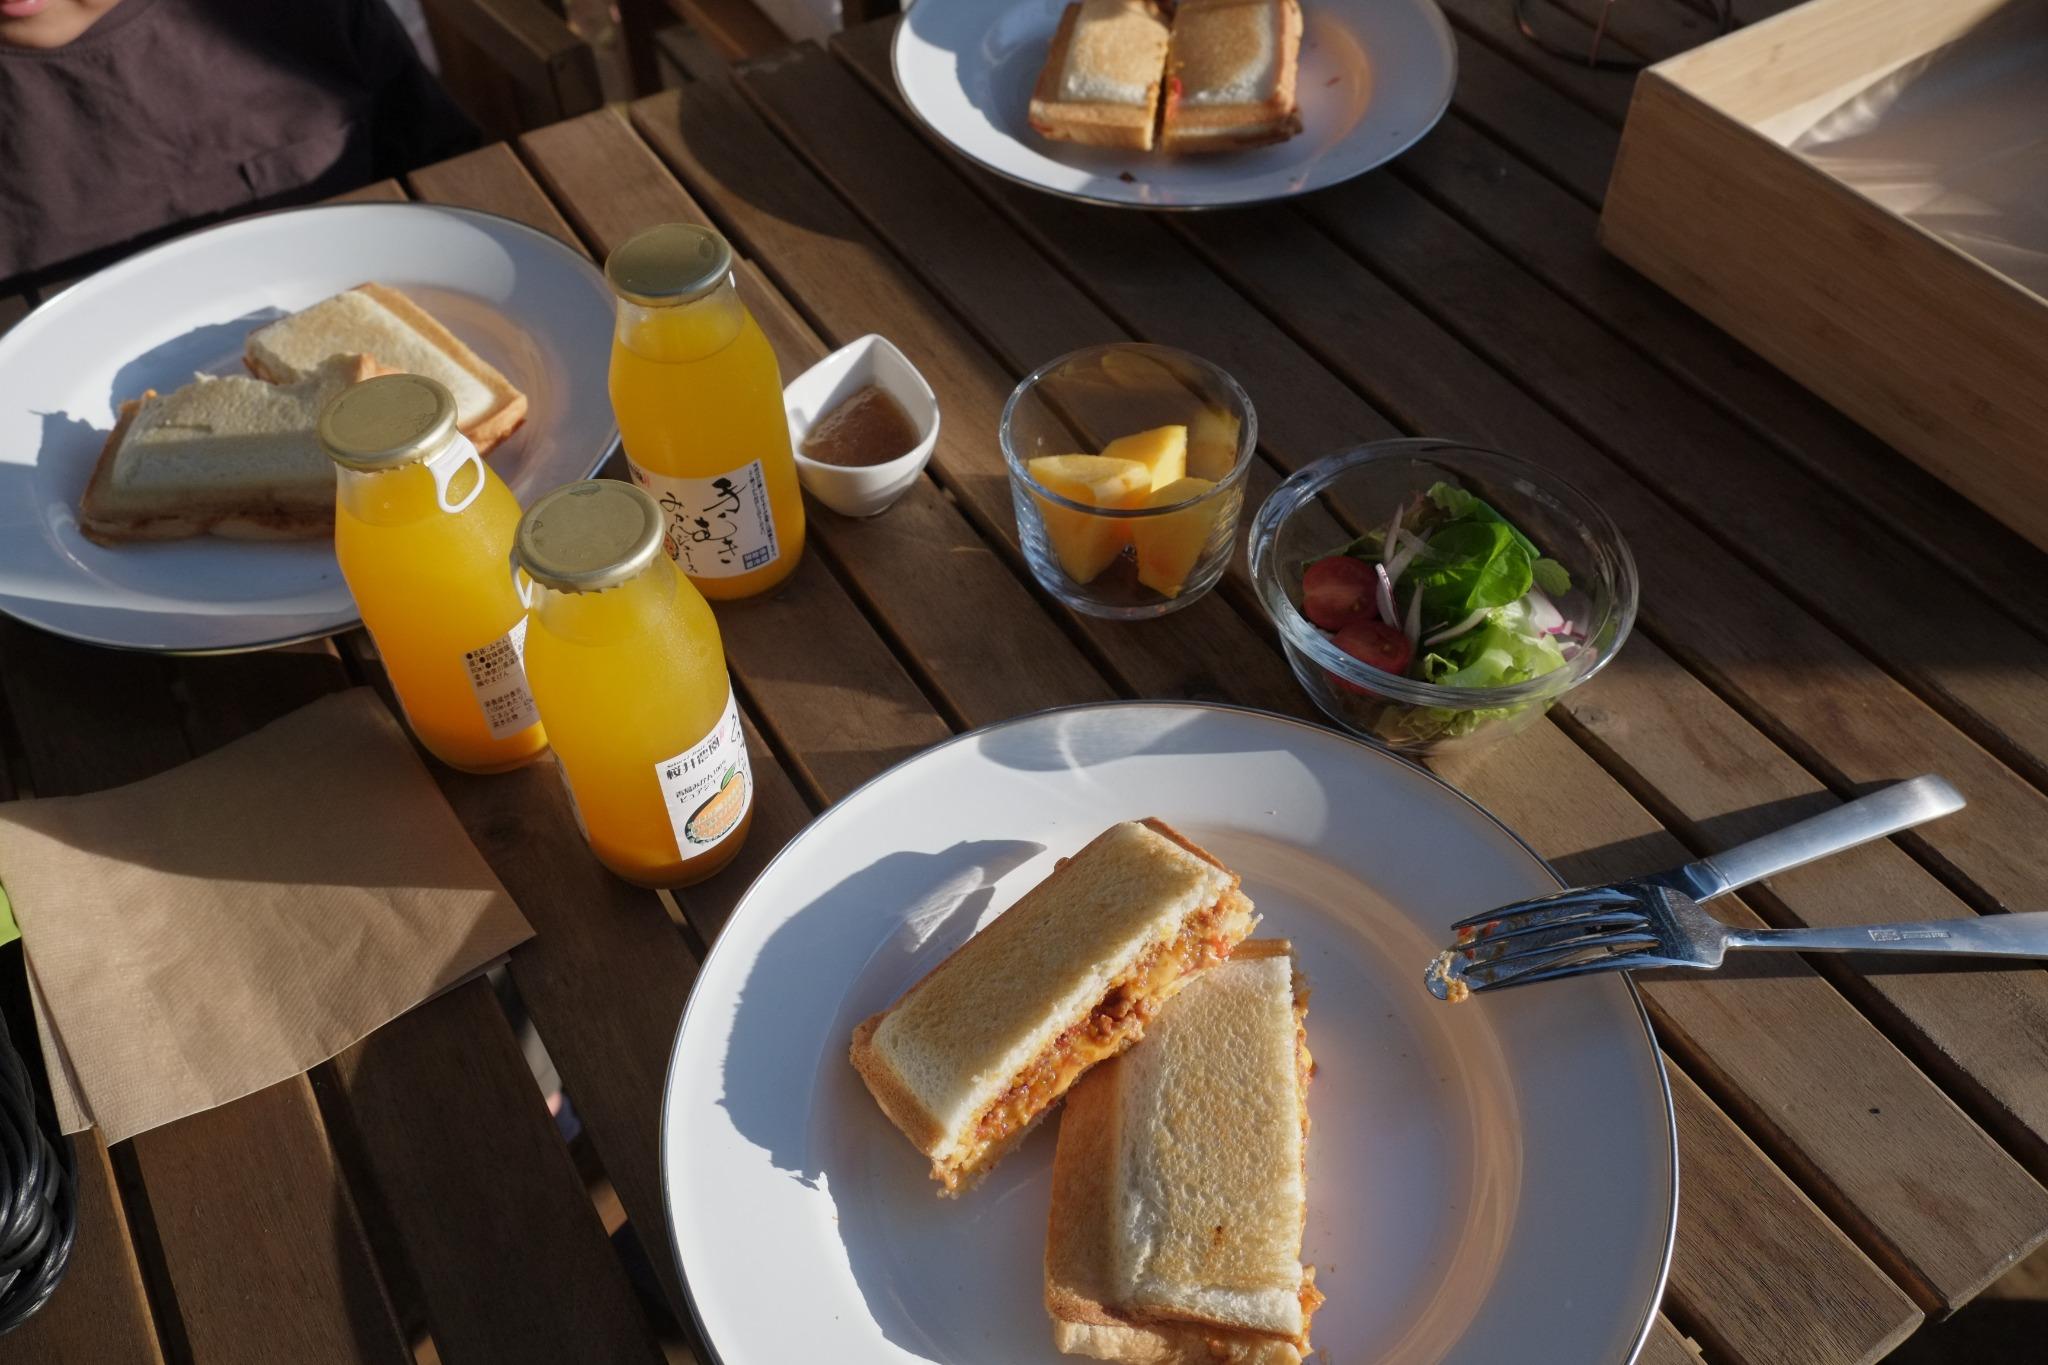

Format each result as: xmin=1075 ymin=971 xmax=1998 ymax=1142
xmin=800 ymin=385 xmax=921 ymax=467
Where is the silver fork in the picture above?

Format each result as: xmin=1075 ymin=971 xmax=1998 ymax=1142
xmin=1422 ymin=776 xmax=2048 ymax=1000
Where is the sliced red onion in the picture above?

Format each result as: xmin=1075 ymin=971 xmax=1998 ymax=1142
xmin=1554 ymin=588 xmax=1593 ymax=639
xmin=1404 ymin=585 xmax=1423 ymax=646
xmin=1385 ymin=540 xmax=1420 ymax=585
xmin=1381 ymin=506 xmax=1404 ymax=566
xmin=1525 ymin=587 xmax=1566 ymax=634
xmin=1374 ymin=563 xmax=1398 ymax=626
xmin=1559 ymin=641 xmax=1581 ymax=662
xmin=1424 ymin=606 xmax=1492 ymax=646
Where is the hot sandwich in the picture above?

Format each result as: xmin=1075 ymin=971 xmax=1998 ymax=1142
xmin=1046 ymin=940 xmax=1320 ymax=1363
xmin=850 ymin=818 xmax=1257 ymax=1194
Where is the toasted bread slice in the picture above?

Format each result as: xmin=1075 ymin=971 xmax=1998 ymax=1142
xmin=246 ymin=283 xmax=526 ymax=454
xmin=78 ymin=354 xmax=385 ymax=544
xmin=1161 ymin=0 xmax=1304 ymax=154
xmin=1030 ymin=0 xmax=1174 ymax=152
xmin=1046 ymin=941 xmax=1321 ymax=1363
xmin=849 ymin=818 xmax=1257 ymax=1194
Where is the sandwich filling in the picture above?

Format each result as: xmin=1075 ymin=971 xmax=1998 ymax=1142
xmin=949 ymin=888 xmax=1255 ymax=1189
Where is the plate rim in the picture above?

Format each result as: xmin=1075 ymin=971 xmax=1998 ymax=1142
xmin=0 ymin=200 xmax=621 ymax=655
xmin=888 ymin=0 xmax=1459 ymax=211
xmin=659 ymin=698 xmax=1678 ymax=1365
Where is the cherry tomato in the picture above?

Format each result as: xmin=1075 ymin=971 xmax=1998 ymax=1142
xmin=1330 ymin=618 xmax=1414 ymax=693
xmin=1300 ymin=555 xmax=1376 ymax=630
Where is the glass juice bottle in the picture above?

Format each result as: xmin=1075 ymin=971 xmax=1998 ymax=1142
xmin=606 ymin=222 xmax=805 ymax=600
xmin=516 ymin=479 xmax=755 ymax=887
xmin=323 ymin=374 xmax=545 ymax=773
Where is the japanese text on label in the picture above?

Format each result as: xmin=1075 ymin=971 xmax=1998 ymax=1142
xmin=630 ymin=459 xmax=780 ymax=579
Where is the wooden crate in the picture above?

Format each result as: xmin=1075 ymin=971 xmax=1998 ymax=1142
xmin=1601 ymin=0 xmax=2048 ymax=552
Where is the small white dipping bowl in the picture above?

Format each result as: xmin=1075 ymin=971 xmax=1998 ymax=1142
xmin=784 ymin=335 xmax=939 ymax=518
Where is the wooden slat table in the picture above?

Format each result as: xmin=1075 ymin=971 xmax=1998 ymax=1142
xmin=2 ymin=3 xmax=2044 ymax=1361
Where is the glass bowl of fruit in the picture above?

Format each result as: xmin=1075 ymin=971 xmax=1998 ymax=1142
xmin=1249 ymin=439 xmax=1637 ymax=754
xmin=1002 ymin=344 xmax=1257 ymax=619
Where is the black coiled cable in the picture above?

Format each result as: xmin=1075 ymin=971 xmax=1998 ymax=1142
xmin=0 ymin=998 xmax=73 ymax=1336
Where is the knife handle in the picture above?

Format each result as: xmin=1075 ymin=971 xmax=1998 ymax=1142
xmin=1680 ymin=776 xmax=1965 ymax=900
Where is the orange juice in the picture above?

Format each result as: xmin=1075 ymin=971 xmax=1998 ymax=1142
xmin=517 ymin=480 xmax=754 ymax=887
xmin=606 ymin=223 xmax=804 ymax=600
xmin=324 ymin=374 xmax=545 ymax=774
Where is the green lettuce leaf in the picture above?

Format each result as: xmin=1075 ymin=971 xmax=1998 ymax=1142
xmin=1425 ymin=612 xmax=1568 ymax=689
xmin=1408 ymin=519 xmax=1532 ymax=619
xmin=1532 ymin=557 xmax=1572 ymax=595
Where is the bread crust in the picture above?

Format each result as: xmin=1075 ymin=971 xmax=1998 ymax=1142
xmin=246 ymin=283 xmax=527 ymax=455
xmin=848 ymin=1013 xmax=946 ymax=1158
xmin=1029 ymin=2 xmax=1169 ymax=152
xmin=1160 ymin=0 xmax=1304 ymax=154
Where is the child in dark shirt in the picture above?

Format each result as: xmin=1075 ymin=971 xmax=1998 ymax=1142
xmin=0 ymin=0 xmax=480 ymax=282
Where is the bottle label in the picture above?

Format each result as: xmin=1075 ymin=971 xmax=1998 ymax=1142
xmin=464 ymin=617 xmax=541 ymax=740
xmin=655 ymin=688 xmax=753 ymax=856
xmin=630 ymin=459 xmax=781 ymax=580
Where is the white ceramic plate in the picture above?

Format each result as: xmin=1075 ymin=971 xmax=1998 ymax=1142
xmin=891 ymin=0 xmax=1456 ymax=209
xmin=663 ymin=703 xmax=1676 ymax=1364
xmin=0 ymin=203 xmax=617 ymax=654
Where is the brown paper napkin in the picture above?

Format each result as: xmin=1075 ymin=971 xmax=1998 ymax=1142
xmin=0 ymin=688 xmax=533 ymax=1143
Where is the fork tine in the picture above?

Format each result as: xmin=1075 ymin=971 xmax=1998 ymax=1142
xmin=1454 ymin=908 xmax=1650 ymax=950
xmin=1449 ymin=886 xmax=1643 ymax=935
xmin=1466 ymin=952 xmax=1668 ymax=994
xmin=1456 ymin=928 xmax=1663 ymax=980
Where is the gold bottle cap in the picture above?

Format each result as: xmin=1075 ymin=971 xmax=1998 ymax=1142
xmin=605 ymin=223 xmax=734 ymax=308
xmin=319 ymin=374 xmax=458 ymax=471
xmin=516 ymin=479 xmax=666 ymax=593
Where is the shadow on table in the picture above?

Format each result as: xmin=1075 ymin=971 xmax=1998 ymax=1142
xmin=1887 ymin=1290 xmax=2048 ymax=1364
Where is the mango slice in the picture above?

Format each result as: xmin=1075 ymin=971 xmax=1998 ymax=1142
xmin=1027 ymin=454 xmax=1152 ymax=584
xmin=1185 ymin=407 xmax=1240 ymax=480
xmin=1100 ymin=425 xmax=1187 ymax=491
xmin=1133 ymin=476 xmax=1219 ymax=598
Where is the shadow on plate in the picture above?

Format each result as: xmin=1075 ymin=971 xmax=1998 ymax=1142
xmin=972 ymin=701 xmax=1318 ymax=775
xmin=711 ymin=837 xmax=1049 ymax=1360
xmin=105 ymin=308 xmax=283 ymax=415
xmin=717 ymin=838 xmax=1043 ymax=1183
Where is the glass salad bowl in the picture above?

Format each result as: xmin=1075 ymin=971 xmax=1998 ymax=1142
xmin=1249 ymin=439 xmax=1637 ymax=754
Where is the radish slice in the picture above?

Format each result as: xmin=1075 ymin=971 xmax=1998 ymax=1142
xmin=1374 ymin=563 xmax=1398 ymax=626
xmin=1424 ymin=606 xmax=1492 ymax=646
xmin=1526 ymin=587 xmax=1565 ymax=634
xmin=1404 ymin=585 xmax=1423 ymax=646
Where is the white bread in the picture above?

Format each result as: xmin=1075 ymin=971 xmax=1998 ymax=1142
xmin=1046 ymin=941 xmax=1320 ymax=1362
xmin=1030 ymin=0 xmax=1173 ymax=152
xmin=245 ymin=283 xmax=526 ymax=454
xmin=78 ymin=354 xmax=384 ymax=544
xmin=1160 ymin=0 xmax=1304 ymax=154
xmin=850 ymin=818 xmax=1256 ymax=1193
